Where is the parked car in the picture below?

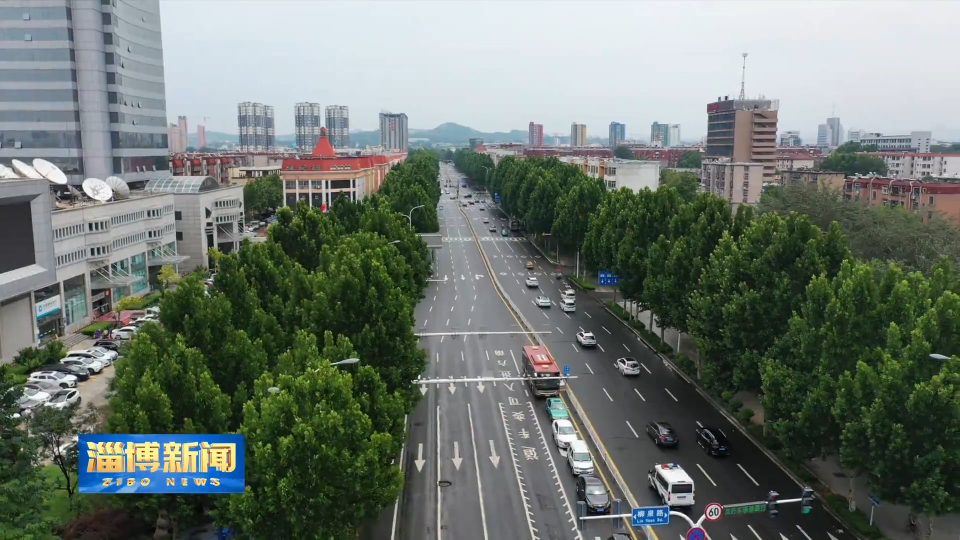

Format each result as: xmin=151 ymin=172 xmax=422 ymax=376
xmin=112 ymin=326 xmax=139 ymax=340
xmin=60 ymin=356 xmax=104 ymax=374
xmin=35 ymin=364 xmax=88 ymax=382
xmin=15 ymin=399 xmax=44 ymax=418
xmin=24 ymin=381 xmax=60 ymax=394
xmin=44 ymin=389 xmax=81 ymax=410
xmin=19 ymin=386 xmax=52 ymax=405
xmin=64 ymin=348 xmax=115 ymax=365
xmin=28 ymin=371 xmax=77 ymax=388
xmin=92 ymin=339 xmax=123 ymax=352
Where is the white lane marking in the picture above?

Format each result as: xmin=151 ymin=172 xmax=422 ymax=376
xmin=602 ymin=326 xmax=611 ymax=334
xmin=429 ymin=306 xmax=433 ymax=313
xmin=572 ymin=343 xmax=579 ymax=353
xmin=578 ymin=326 xmax=585 ymax=332
xmin=556 ymin=327 xmax=564 ymax=334
xmin=485 ymin=350 xmax=490 ymax=361
xmin=696 ymin=421 xmax=703 ymax=428
xmin=516 ymin=279 xmax=520 ymax=285
xmin=641 ymin=363 xmax=651 ymax=374
xmin=389 ymin=413 xmax=408 ymax=540
xmin=436 ymin=352 xmax=440 ymax=363
xmin=696 ymin=463 xmax=717 ymax=486
xmin=450 ymin=305 xmax=454 ymax=312
xmin=634 ymin=388 xmax=645 ymax=401
xmin=623 ymin=343 xmax=630 ymax=352
xmin=665 ymin=388 xmax=679 ymax=402
xmin=471 ymin=305 xmax=474 ymax=312
xmin=564 ymin=312 xmax=571 ymax=319
xmin=474 ymin=295 xmax=477 ymax=301
xmin=585 ymin=312 xmax=592 ymax=319
xmin=497 ymin=402 xmax=538 ymax=538
xmin=466 ymin=403 xmax=490 ymax=540
xmin=440 ymin=335 xmax=444 ymax=343
xmin=602 ymin=388 xmax=613 ymax=402
xmin=446 ymin=319 xmax=450 ymax=326
xmin=433 ymin=295 xmax=436 ymax=301
xmin=796 ymin=525 xmax=813 ymax=540
xmin=738 ymin=463 xmax=760 ymax=486
xmin=585 ymin=364 xmax=594 ymax=375
xmin=543 ymin=311 xmax=550 ymax=319
xmin=423 ymin=319 xmax=428 ymax=326
xmin=524 ymin=401 xmax=582 ymax=537
xmin=597 ymin=344 xmax=605 ymax=353
xmin=461 ymin=351 xmax=465 ymax=362
xmin=747 ymin=525 xmax=762 ymax=540
xmin=435 ymin=405 xmax=442 ymax=540
xmin=626 ymin=421 xmax=639 ymax=438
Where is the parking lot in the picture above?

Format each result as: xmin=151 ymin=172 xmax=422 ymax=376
xmin=69 ymin=337 xmax=114 ymax=410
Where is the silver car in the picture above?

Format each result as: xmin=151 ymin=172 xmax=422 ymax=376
xmin=616 ymin=357 xmax=641 ymax=376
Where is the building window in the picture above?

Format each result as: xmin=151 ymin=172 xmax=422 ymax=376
xmin=62 ymin=275 xmax=86 ymax=327
xmin=176 ymin=232 xmax=183 ymax=241
xmin=175 ymin=211 xmax=182 ymax=220
xmin=929 ymin=195 xmax=935 ymax=204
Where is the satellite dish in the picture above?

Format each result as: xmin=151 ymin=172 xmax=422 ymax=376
xmin=105 ymin=176 xmax=130 ymax=199
xmin=82 ymin=178 xmax=114 ymax=202
xmin=12 ymin=159 xmax=43 ymax=179
xmin=33 ymin=159 xmax=68 ymax=185
xmin=0 ymin=164 xmax=18 ymax=179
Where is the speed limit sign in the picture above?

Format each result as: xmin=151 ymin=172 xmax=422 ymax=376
xmin=704 ymin=502 xmax=724 ymax=522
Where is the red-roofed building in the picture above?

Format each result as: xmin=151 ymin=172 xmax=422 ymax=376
xmin=843 ymin=175 xmax=960 ymax=222
xmin=281 ymin=128 xmax=405 ymax=210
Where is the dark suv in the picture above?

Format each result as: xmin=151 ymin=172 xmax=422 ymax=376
xmin=645 ymin=421 xmax=678 ymax=447
xmin=695 ymin=426 xmax=730 ymax=456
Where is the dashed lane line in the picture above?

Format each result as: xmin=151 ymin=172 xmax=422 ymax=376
xmin=497 ymin=402 xmax=539 ymax=540
xmin=641 ymin=363 xmax=652 ymax=374
xmin=664 ymin=388 xmax=678 ymax=402
xmin=597 ymin=344 xmax=605 ymax=353
xmin=634 ymin=388 xmax=645 ymax=401
xmin=602 ymin=388 xmax=613 ymax=402
xmin=625 ymin=421 xmax=639 ymax=438
xmin=696 ymin=464 xmax=717 ymax=487
xmin=623 ymin=343 xmax=631 ymax=352
xmin=585 ymin=364 xmax=594 ymax=375
xmin=525 ymin=401 xmax=582 ymax=536
xmin=738 ymin=464 xmax=760 ymax=486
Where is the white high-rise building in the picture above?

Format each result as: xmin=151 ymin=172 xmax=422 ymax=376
xmin=238 ymin=102 xmax=275 ymax=152
xmin=668 ymin=124 xmax=681 ymax=147
xmin=379 ymin=112 xmax=408 ymax=151
xmin=294 ymin=103 xmax=322 ymax=151
xmin=817 ymin=117 xmax=844 ymax=148
xmin=325 ymin=105 xmax=350 ymax=148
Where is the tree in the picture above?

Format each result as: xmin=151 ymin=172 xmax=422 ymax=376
xmin=615 ymin=188 xmax=684 ymax=307
xmin=156 ymin=264 xmax=180 ymax=296
xmin=552 ymin=177 xmax=606 ymax=252
xmin=218 ymin=332 xmax=403 ymax=539
xmin=678 ymin=151 xmax=702 ymax=169
xmin=660 ymin=169 xmax=699 ymax=202
xmin=242 ymin=174 xmax=283 ymax=217
xmin=583 ymin=188 xmax=638 ymax=273
xmin=30 ymin=405 xmax=106 ymax=508
xmin=523 ymin=171 xmax=561 ymax=234
xmin=818 ymin=151 xmax=887 ymax=176
xmin=452 ymin=149 xmax=494 ymax=186
xmin=834 ymin=141 xmax=879 ymax=153
xmin=613 ymin=145 xmax=635 ymax=160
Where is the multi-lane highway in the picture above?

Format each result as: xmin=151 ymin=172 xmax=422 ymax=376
xmin=447 ymin=166 xmax=851 ymax=540
xmin=392 ymin=163 xmax=631 ymax=540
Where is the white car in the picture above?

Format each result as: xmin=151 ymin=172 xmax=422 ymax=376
xmin=131 ymin=317 xmax=157 ymax=328
xmin=145 ymin=306 xmax=160 ymax=316
xmin=616 ymin=357 xmax=641 ymax=376
xmin=19 ymin=386 xmax=52 ymax=405
xmin=89 ymin=347 xmax=119 ymax=363
xmin=482 ymin=217 xmax=489 ymax=223
xmin=28 ymin=371 xmax=77 ymax=388
xmin=534 ymin=295 xmax=551 ymax=308
xmin=60 ymin=357 xmax=103 ymax=374
xmin=525 ymin=276 xmax=539 ymax=288
xmin=44 ymin=389 xmax=81 ymax=409
xmin=562 ymin=289 xmax=576 ymax=300
xmin=64 ymin=348 xmax=115 ymax=366
xmin=112 ymin=326 xmax=139 ymax=340
xmin=552 ymin=419 xmax=578 ymax=449
xmin=24 ymin=381 xmax=60 ymax=394
xmin=576 ymin=332 xmax=597 ymax=347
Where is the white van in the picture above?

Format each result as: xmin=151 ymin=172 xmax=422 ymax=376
xmin=567 ymin=440 xmax=594 ymax=476
xmin=561 ymin=298 xmax=576 ymax=312
xmin=648 ymin=463 xmax=695 ymax=507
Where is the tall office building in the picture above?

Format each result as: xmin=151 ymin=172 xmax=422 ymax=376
xmin=238 ymin=102 xmax=275 ymax=152
xmin=609 ymin=122 xmax=626 ymax=147
xmin=650 ymin=122 xmax=680 ymax=147
xmin=705 ymin=96 xmax=779 ymax=181
xmin=168 ymin=123 xmax=185 ymax=153
xmin=176 ymin=116 xmax=188 ymax=151
xmin=197 ymin=124 xmax=207 ymax=149
xmin=528 ymin=122 xmax=544 ymax=146
xmin=294 ymin=102 xmax=322 ymax=151
xmin=324 ymin=105 xmax=350 ymax=148
xmin=668 ymin=124 xmax=681 ymax=147
xmin=379 ymin=112 xmax=409 ymax=151
xmin=0 ymin=1 xmax=169 ymax=184
xmin=570 ymin=123 xmax=587 ymax=147
xmin=816 ymin=117 xmax=843 ymax=148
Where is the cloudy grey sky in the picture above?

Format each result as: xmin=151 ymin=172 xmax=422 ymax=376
xmin=161 ymin=1 xmax=960 ymax=141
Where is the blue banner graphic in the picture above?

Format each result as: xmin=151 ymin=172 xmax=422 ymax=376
xmin=78 ymin=434 xmax=245 ymax=494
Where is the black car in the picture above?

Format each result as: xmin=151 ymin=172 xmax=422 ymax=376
xmin=696 ymin=426 xmax=730 ymax=456
xmin=36 ymin=364 xmax=90 ymax=381
xmin=92 ymin=339 xmax=123 ymax=352
xmin=576 ymin=475 xmax=610 ymax=513
xmin=645 ymin=421 xmax=678 ymax=447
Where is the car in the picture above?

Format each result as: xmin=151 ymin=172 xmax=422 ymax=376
xmin=545 ymin=397 xmax=569 ymax=421
xmin=576 ymin=475 xmax=611 ymax=513
xmin=112 ymin=326 xmax=139 ymax=340
xmin=552 ymin=419 xmax=578 ymax=449
xmin=616 ymin=357 xmax=641 ymax=376
xmin=92 ymin=339 xmax=123 ymax=352
xmin=131 ymin=317 xmax=158 ymax=328
xmin=44 ymin=389 xmax=81 ymax=409
xmin=646 ymin=421 xmax=679 ymax=447
xmin=501 ymin=229 xmax=509 ymax=237
xmin=24 ymin=381 xmax=61 ymax=394
xmin=695 ymin=427 xmax=730 ymax=456
xmin=14 ymin=398 xmax=44 ymax=418
xmin=500 ymin=217 xmax=506 ymax=221
xmin=478 ymin=206 xmax=484 ymax=211
xmin=468 ymin=201 xmax=474 ymax=205
xmin=607 ymin=535 xmax=631 ymax=540
xmin=534 ymin=295 xmax=551 ymax=308
xmin=462 ymin=202 xmax=468 ymax=207
xmin=576 ymin=332 xmax=597 ymax=347
xmin=60 ymin=357 xmax=103 ymax=374
xmin=28 ymin=371 xmax=77 ymax=388
xmin=562 ymin=289 xmax=576 ymax=300
xmin=525 ymin=276 xmax=539 ymax=288
xmin=19 ymin=386 xmax=52 ymax=404
xmin=488 ymin=226 xmax=497 ymax=232
xmin=145 ymin=306 xmax=160 ymax=317
xmin=526 ymin=261 xmax=534 ymax=270
xmin=35 ymin=363 xmax=89 ymax=381
xmin=482 ymin=217 xmax=489 ymax=223
xmin=64 ymin=348 xmax=115 ymax=365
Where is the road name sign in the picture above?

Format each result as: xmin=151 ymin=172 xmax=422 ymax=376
xmin=563 ymin=365 xmax=571 ymax=377
xmin=868 ymin=494 xmax=881 ymax=507
xmin=687 ymin=527 xmax=706 ymax=540
xmin=631 ymin=505 xmax=670 ymax=526
xmin=704 ymin=502 xmax=724 ymax=522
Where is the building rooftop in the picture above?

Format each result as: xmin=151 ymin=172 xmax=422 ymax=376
xmin=311 ymin=128 xmax=337 ymax=158
xmin=145 ymin=175 xmax=220 ymax=194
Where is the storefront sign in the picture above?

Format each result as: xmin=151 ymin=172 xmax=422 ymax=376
xmin=36 ymin=296 xmax=62 ymax=319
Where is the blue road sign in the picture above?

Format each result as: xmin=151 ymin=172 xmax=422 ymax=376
xmin=598 ymin=270 xmax=621 ymax=287
xmin=494 ymin=192 xmax=501 ymax=203
xmin=563 ymin=365 xmax=571 ymax=377
xmin=631 ymin=506 xmax=670 ymax=526
xmin=868 ymin=494 xmax=881 ymax=507
xmin=687 ymin=527 xmax=706 ymax=540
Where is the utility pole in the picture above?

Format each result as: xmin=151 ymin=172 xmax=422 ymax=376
xmin=738 ymin=52 xmax=748 ymax=100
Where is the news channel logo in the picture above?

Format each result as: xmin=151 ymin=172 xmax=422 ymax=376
xmin=78 ymin=434 xmax=245 ymax=494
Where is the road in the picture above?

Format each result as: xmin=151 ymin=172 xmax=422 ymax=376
xmin=388 ymin=163 xmax=629 ymax=540
xmin=456 ymin=173 xmax=851 ymax=540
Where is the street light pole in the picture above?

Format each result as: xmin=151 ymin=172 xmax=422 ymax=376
xmin=405 ymin=204 xmax=425 ymax=228
xmin=267 ymin=358 xmax=361 ymax=393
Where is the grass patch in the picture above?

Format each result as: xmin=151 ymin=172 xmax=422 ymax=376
xmin=80 ymin=321 xmax=116 ymax=336
xmin=41 ymin=465 xmax=112 ymax=528
xmin=122 ymin=292 xmax=161 ymax=310
xmin=567 ymin=275 xmax=596 ymax=290
xmin=6 ymin=362 xmax=29 ymax=384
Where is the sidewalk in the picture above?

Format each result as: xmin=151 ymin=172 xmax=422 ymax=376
xmin=520 ymin=237 xmax=956 ymax=540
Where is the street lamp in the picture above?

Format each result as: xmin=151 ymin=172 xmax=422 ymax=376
xmin=930 ymin=353 xmax=950 ymax=361
xmin=389 ymin=240 xmax=401 ymax=245
xmin=266 ymin=358 xmax=360 ymax=394
xmin=405 ymin=204 xmax=425 ymax=227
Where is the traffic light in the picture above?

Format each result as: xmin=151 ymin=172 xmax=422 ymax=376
xmin=767 ymin=490 xmax=779 ymax=517
xmin=800 ymin=487 xmax=815 ymax=514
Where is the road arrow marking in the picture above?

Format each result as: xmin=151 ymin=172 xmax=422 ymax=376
xmin=448 ymin=382 xmax=457 ymax=395
xmin=498 ymin=359 xmax=508 ymax=366
xmin=827 ymin=534 xmax=840 ymax=540
xmin=489 ymin=440 xmax=500 ymax=468
xmin=477 ymin=381 xmax=486 ymax=393
xmin=420 ymin=385 xmax=428 ymax=395
xmin=415 ymin=443 xmax=425 ymax=472
xmin=503 ymin=382 xmax=515 ymax=391
xmin=461 ymin=275 xmax=465 ymax=281
xmin=452 ymin=441 xmax=462 ymax=470
xmin=476 ymin=274 xmax=484 ymax=280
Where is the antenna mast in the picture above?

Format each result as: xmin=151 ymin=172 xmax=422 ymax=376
xmin=738 ymin=53 xmax=748 ymax=100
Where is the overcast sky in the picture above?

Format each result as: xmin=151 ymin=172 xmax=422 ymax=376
xmin=160 ymin=1 xmax=960 ymax=142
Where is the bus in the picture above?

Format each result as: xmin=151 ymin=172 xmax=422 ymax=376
xmin=509 ymin=218 xmax=521 ymax=232
xmin=521 ymin=345 xmax=561 ymax=397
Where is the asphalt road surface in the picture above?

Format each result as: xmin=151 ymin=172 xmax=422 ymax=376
xmin=458 ymin=173 xmax=851 ymax=540
xmin=387 ymin=164 xmax=630 ymax=540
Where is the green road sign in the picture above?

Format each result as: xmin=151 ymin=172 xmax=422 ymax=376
xmin=725 ymin=504 xmax=767 ymax=516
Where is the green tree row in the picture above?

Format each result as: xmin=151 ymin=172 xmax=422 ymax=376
xmin=242 ymin=173 xmax=283 ymax=217
xmin=452 ymin=149 xmax=494 ymax=187
xmin=1 ymin=151 xmax=441 ymax=538
xmin=457 ymin=152 xmax=959 ymax=533
xmin=818 ymin=141 xmax=888 ymax=177
xmin=378 ymin=149 xmax=442 ymax=233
